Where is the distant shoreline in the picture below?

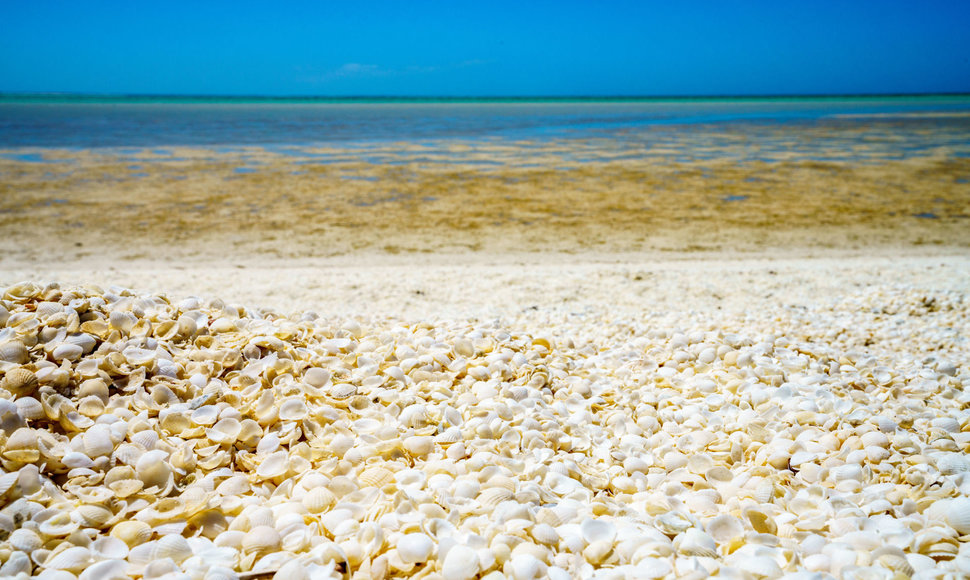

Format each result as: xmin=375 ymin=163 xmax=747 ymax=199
xmin=2 ymin=92 xmax=970 ymax=105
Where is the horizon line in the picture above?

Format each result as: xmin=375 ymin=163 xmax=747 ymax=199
xmin=2 ymin=91 xmax=970 ymax=101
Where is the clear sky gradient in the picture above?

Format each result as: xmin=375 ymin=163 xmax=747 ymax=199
xmin=2 ymin=1 xmax=969 ymax=97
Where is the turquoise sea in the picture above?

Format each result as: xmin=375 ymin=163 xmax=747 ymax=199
xmin=1 ymin=95 xmax=970 ymax=163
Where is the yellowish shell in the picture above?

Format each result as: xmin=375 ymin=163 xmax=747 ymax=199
xmin=2 ymin=367 xmax=38 ymax=397
xmin=302 ymin=487 xmax=337 ymax=514
xmin=359 ymin=466 xmax=394 ymax=488
xmin=0 ymin=341 xmax=29 ymax=364
xmin=110 ymin=520 xmax=153 ymax=547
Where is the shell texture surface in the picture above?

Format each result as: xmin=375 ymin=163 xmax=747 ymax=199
xmin=0 ymin=279 xmax=967 ymax=579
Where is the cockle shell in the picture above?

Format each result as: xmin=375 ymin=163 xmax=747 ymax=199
xmin=242 ymin=525 xmax=282 ymax=556
xmin=0 ymin=341 xmax=29 ymax=364
xmin=8 ymin=527 xmax=44 ymax=552
xmin=927 ymin=497 xmax=970 ymax=535
xmin=36 ymin=510 xmax=78 ymax=538
xmin=2 ymin=367 xmax=38 ymax=397
xmin=442 ymin=545 xmax=480 ymax=580
xmin=675 ymin=528 xmax=717 ymax=558
xmin=44 ymin=546 xmax=91 ymax=572
xmin=0 ymin=551 xmax=31 ymax=577
xmin=151 ymin=533 xmax=193 ymax=563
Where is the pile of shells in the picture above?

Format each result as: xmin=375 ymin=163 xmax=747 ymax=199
xmin=0 ymin=280 xmax=968 ymax=579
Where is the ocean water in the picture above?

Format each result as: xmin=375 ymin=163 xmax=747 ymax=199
xmin=1 ymin=95 xmax=969 ymax=162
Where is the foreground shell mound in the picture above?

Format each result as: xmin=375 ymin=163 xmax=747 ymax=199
xmin=0 ymin=280 xmax=968 ymax=579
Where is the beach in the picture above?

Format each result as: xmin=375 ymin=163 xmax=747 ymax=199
xmin=1 ymin=99 xmax=970 ymax=578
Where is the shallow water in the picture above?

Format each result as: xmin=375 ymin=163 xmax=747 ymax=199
xmin=1 ymin=96 xmax=969 ymax=164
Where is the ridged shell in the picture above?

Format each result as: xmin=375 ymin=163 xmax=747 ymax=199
xmin=873 ymin=547 xmax=915 ymax=577
xmin=0 ymin=551 xmax=31 ymax=577
xmin=0 ymin=341 xmax=29 ymax=364
xmin=111 ymin=520 xmax=153 ymax=547
xmin=8 ymin=528 xmax=44 ymax=552
xmin=75 ymin=504 xmax=114 ymax=529
xmin=241 ymin=525 xmax=282 ymax=556
xmin=302 ymin=487 xmax=337 ymax=514
xmin=14 ymin=396 xmax=44 ymax=420
xmin=151 ymin=534 xmax=193 ymax=563
xmin=44 ymin=546 xmax=91 ymax=572
xmin=38 ymin=511 xmax=80 ymax=537
xmin=130 ymin=429 xmax=159 ymax=450
xmin=530 ymin=523 xmax=560 ymax=547
xmin=359 ymin=466 xmax=394 ymax=488
xmin=928 ymin=498 xmax=970 ymax=535
xmin=937 ymin=454 xmax=970 ymax=475
xmin=2 ymin=367 xmax=38 ymax=397
xmin=477 ymin=487 xmax=514 ymax=508
xmin=676 ymin=528 xmax=717 ymax=558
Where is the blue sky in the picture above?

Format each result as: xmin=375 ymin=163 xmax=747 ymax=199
xmin=1 ymin=1 xmax=968 ymax=96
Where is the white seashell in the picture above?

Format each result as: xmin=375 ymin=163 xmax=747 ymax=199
xmin=79 ymin=559 xmax=129 ymax=580
xmin=111 ymin=520 xmax=153 ymax=547
xmin=302 ymin=487 xmax=337 ymax=513
xmin=91 ymin=536 xmax=129 ymax=560
xmin=304 ymin=367 xmax=331 ymax=387
xmin=706 ymin=514 xmax=743 ymax=543
xmin=44 ymin=546 xmax=91 ymax=572
xmin=9 ymin=527 xmax=44 ymax=552
xmin=135 ymin=449 xmax=172 ymax=489
xmin=278 ymin=398 xmax=308 ymax=421
xmin=675 ymin=528 xmax=717 ymax=558
xmin=15 ymin=396 xmax=45 ymax=420
xmin=207 ymin=417 xmax=242 ymax=444
xmin=937 ymin=453 xmax=970 ymax=475
xmin=530 ymin=523 xmax=560 ymax=547
xmin=2 ymin=367 xmax=38 ymax=397
xmin=330 ymin=383 xmax=357 ymax=399
xmin=0 ymin=551 xmax=32 ymax=577
xmin=442 ymin=545 xmax=480 ymax=580
xmin=0 ymin=341 xmax=30 ymax=364
xmin=51 ymin=343 xmax=83 ymax=361
xmin=397 ymin=533 xmax=434 ymax=564
xmin=75 ymin=504 xmax=114 ymax=529
xmin=130 ymin=429 xmax=159 ymax=450
xmin=927 ymin=497 xmax=970 ymax=535
xmin=735 ymin=554 xmax=783 ymax=577
xmin=38 ymin=511 xmax=80 ymax=537
xmin=151 ymin=533 xmax=193 ymax=563
xmin=256 ymin=450 xmax=289 ymax=479
xmin=62 ymin=451 xmax=94 ymax=469
xmin=580 ymin=518 xmax=617 ymax=545
xmin=242 ymin=525 xmax=282 ymax=556
xmin=403 ymin=435 xmax=434 ymax=457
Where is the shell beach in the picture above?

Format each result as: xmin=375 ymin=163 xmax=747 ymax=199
xmin=1 ymin=97 xmax=970 ymax=579
xmin=0 ymin=252 xmax=969 ymax=579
